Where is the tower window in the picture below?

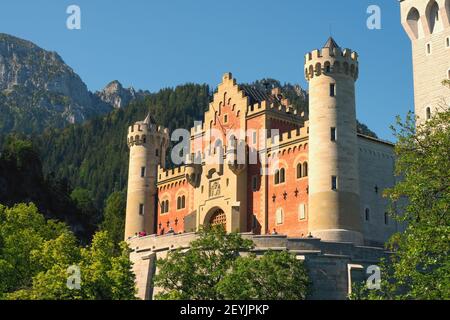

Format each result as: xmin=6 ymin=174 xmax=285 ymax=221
xmin=426 ymin=42 xmax=432 ymax=55
xmin=365 ymin=208 xmax=370 ymax=221
xmin=155 ymin=149 xmax=160 ymax=157
xmin=446 ymin=37 xmax=450 ymax=48
xmin=139 ymin=204 xmax=144 ymax=216
xmin=141 ymin=167 xmax=146 ymax=178
xmin=330 ymin=83 xmax=336 ymax=97
xmin=331 ymin=127 xmax=336 ymax=142
xmin=426 ymin=107 xmax=431 ymax=120
xmin=384 ymin=212 xmax=389 ymax=225
xmin=331 ymin=176 xmax=338 ymax=190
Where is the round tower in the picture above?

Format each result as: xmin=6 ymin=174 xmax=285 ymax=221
xmin=305 ymin=37 xmax=363 ymax=245
xmin=125 ymin=113 xmax=169 ymax=240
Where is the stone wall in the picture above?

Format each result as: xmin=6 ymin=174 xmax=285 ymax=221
xmin=128 ymin=233 xmax=389 ymax=300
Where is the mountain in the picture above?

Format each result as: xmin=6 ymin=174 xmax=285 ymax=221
xmin=0 ymin=33 xmax=116 ymax=136
xmin=95 ymin=80 xmax=150 ymax=109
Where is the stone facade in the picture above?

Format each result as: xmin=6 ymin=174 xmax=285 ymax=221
xmin=400 ymin=0 xmax=450 ymax=122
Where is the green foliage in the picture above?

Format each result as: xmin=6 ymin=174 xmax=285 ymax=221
xmin=218 ymin=251 xmax=310 ymax=300
xmin=101 ymin=191 xmax=126 ymax=249
xmin=0 ymin=136 xmax=95 ymax=240
xmin=37 ymin=84 xmax=210 ymax=209
xmin=71 ymin=188 xmax=99 ymax=225
xmin=154 ymin=226 xmax=310 ymax=300
xmin=0 ymin=203 xmax=136 ymax=300
xmin=353 ymin=105 xmax=450 ymax=300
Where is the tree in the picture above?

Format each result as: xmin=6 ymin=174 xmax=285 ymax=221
xmin=70 ymin=188 xmax=99 ymax=225
xmin=101 ymin=191 xmax=126 ymax=247
xmin=154 ymin=226 xmax=310 ymax=300
xmin=352 ymin=91 xmax=449 ymax=300
xmin=0 ymin=203 xmax=136 ymax=300
xmin=218 ymin=251 xmax=310 ymax=300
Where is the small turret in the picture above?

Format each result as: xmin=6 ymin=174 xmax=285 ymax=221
xmin=125 ymin=113 xmax=169 ymax=240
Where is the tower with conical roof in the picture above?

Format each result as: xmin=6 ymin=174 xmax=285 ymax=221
xmin=305 ymin=37 xmax=364 ymax=245
xmin=125 ymin=113 xmax=169 ymax=239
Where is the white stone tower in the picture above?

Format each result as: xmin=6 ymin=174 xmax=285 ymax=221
xmin=400 ymin=0 xmax=450 ymax=122
xmin=305 ymin=37 xmax=363 ymax=245
xmin=125 ymin=114 xmax=169 ymax=239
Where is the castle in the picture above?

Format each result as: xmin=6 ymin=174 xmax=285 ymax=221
xmin=125 ymin=0 xmax=450 ymax=300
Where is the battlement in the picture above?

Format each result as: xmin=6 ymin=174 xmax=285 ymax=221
xmin=266 ymin=123 xmax=309 ymax=148
xmin=127 ymin=118 xmax=169 ymax=148
xmin=304 ymin=38 xmax=359 ymax=81
xmin=158 ymin=165 xmax=186 ymax=183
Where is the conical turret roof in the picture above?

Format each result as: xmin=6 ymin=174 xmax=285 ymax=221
xmin=323 ymin=37 xmax=340 ymax=50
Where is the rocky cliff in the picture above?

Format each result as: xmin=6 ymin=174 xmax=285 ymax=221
xmin=0 ymin=33 xmax=115 ymax=135
xmin=95 ymin=80 xmax=149 ymax=109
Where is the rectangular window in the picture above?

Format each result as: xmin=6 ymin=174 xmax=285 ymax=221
xmin=331 ymin=176 xmax=338 ymax=190
xmin=141 ymin=167 xmax=146 ymax=178
xmin=446 ymin=37 xmax=450 ymax=48
xmin=155 ymin=149 xmax=159 ymax=157
xmin=331 ymin=127 xmax=336 ymax=142
xmin=384 ymin=212 xmax=389 ymax=225
xmin=299 ymin=204 xmax=306 ymax=220
xmin=139 ymin=204 xmax=144 ymax=216
xmin=330 ymin=83 xmax=336 ymax=97
xmin=252 ymin=176 xmax=258 ymax=191
xmin=224 ymin=114 xmax=228 ymax=123
xmin=426 ymin=42 xmax=432 ymax=55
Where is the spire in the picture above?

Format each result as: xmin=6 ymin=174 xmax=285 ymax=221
xmin=143 ymin=112 xmax=156 ymax=125
xmin=323 ymin=37 xmax=340 ymax=50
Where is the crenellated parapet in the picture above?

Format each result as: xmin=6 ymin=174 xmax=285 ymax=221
xmin=304 ymin=42 xmax=359 ymax=82
xmin=266 ymin=124 xmax=309 ymax=149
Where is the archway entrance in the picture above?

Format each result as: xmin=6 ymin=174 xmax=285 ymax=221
xmin=209 ymin=209 xmax=226 ymax=228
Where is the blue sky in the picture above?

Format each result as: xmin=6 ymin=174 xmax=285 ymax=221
xmin=0 ymin=0 xmax=413 ymax=140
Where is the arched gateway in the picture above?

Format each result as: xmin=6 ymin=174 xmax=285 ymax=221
xmin=208 ymin=209 xmax=226 ymax=228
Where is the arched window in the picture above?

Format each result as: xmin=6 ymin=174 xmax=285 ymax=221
xmin=276 ymin=208 xmax=284 ymax=225
xmin=426 ymin=107 xmax=431 ymax=120
xmin=297 ymin=163 xmax=303 ymax=179
xmin=280 ymin=168 xmax=286 ymax=184
xmin=324 ymin=61 xmax=331 ymax=73
xmin=274 ymin=170 xmax=280 ymax=185
xmin=303 ymin=162 xmax=308 ymax=177
xmin=426 ymin=1 xmax=440 ymax=34
xmin=407 ymin=7 xmax=421 ymax=39
xmin=161 ymin=200 xmax=170 ymax=214
xmin=177 ymin=197 xmax=181 ymax=210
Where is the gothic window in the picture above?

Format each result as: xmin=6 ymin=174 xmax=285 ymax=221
xmin=161 ymin=200 xmax=170 ymax=214
xmin=280 ymin=168 xmax=286 ymax=184
xmin=303 ymin=162 xmax=308 ymax=177
xmin=274 ymin=170 xmax=280 ymax=185
xmin=177 ymin=196 xmax=186 ymax=210
xmin=426 ymin=1 xmax=440 ymax=34
xmin=297 ymin=163 xmax=303 ymax=179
